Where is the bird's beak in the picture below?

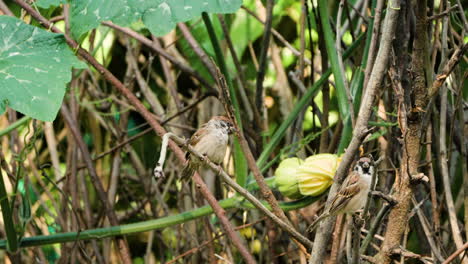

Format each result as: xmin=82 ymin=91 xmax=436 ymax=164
xmin=363 ymin=162 xmax=370 ymax=168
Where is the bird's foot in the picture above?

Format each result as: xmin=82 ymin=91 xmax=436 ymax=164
xmin=353 ymin=213 xmax=364 ymax=226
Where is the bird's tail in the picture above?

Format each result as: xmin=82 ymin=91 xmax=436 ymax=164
xmin=306 ymin=212 xmax=331 ymax=232
xmin=180 ymin=162 xmax=197 ymax=181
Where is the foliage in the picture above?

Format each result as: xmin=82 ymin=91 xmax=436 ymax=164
xmin=0 ymin=16 xmax=85 ymax=121
xmin=0 ymin=0 xmax=467 ymax=263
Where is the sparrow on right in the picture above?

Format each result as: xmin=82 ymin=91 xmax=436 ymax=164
xmin=307 ymin=155 xmax=375 ymax=232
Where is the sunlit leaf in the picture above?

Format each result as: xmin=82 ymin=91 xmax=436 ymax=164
xmin=0 ymin=16 xmax=86 ymax=121
xmin=39 ymin=0 xmax=243 ymax=39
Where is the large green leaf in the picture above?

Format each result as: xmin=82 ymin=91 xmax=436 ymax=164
xmin=0 ymin=16 xmax=86 ymax=122
xmin=37 ymin=0 xmax=243 ymax=39
xmin=36 ymin=0 xmax=66 ymax=8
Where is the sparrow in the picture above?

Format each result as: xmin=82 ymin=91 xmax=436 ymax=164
xmin=180 ymin=116 xmax=235 ymax=180
xmin=307 ymin=156 xmax=375 ymax=232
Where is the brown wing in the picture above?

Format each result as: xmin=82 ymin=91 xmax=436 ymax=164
xmin=185 ymin=126 xmax=208 ymax=159
xmin=328 ymin=171 xmax=361 ymax=215
xmin=188 ymin=128 xmax=207 ymax=146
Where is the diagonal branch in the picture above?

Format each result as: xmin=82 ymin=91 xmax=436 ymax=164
xmin=428 ymin=43 xmax=468 ymax=98
xmin=215 ymin=66 xmax=314 ymax=249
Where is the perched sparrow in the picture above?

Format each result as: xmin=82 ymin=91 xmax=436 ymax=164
xmin=180 ymin=116 xmax=235 ymax=180
xmin=307 ymin=156 xmax=375 ymax=232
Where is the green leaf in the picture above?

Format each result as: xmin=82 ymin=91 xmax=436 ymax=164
xmin=69 ymin=0 xmax=133 ymax=39
xmin=35 ymin=0 xmax=66 ymax=9
xmin=0 ymin=16 xmax=86 ymax=122
xmin=68 ymin=0 xmax=242 ymax=39
xmin=318 ymin=0 xmax=349 ymax=119
xmin=178 ymin=19 xmax=218 ymax=84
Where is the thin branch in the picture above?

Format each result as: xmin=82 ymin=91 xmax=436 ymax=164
xmin=216 ymin=66 xmax=314 ymax=249
xmin=177 ymin=22 xmax=217 ymax=81
xmin=167 ymin=219 xmax=267 ymax=264
xmin=443 ymin=242 xmax=468 ymax=264
xmin=360 ymin=204 xmax=391 ymax=254
xmin=411 ymin=197 xmax=444 ymax=262
xmin=125 ymin=41 xmax=165 ymax=116
xmin=0 ymin=0 xmax=14 ymax=16
xmin=428 ymin=4 xmax=459 ymax=20
xmin=217 ymin=15 xmax=260 ymax=124
xmin=101 ymin=21 xmax=216 ymax=93
xmin=428 ymin=43 xmax=468 ymax=98
xmin=363 ymin=0 xmax=384 ymax=91
xmin=241 ymin=6 xmax=314 ymax=67
xmin=60 ymin=105 xmax=132 ymax=264
xmin=439 ymin=83 xmax=466 ymax=260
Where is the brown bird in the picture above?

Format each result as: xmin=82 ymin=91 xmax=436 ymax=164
xmin=307 ymin=156 xmax=375 ymax=232
xmin=180 ymin=116 xmax=235 ymax=180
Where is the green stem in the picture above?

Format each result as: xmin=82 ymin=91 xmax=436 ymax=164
xmin=256 ymin=33 xmax=365 ymax=169
xmin=0 ymin=169 xmax=18 ymax=252
xmin=317 ymin=0 xmax=348 ymax=119
xmin=0 ymin=116 xmax=31 ymax=137
xmin=1 ymin=198 xmax=237 ymax=249
xmin=202 ymin=12 xmax=248 ymax=187
xmin=0 ymin=195 xmax=318 ymax=249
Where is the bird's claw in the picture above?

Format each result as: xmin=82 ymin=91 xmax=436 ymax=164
xmin=353 ymin=213 xmax=364 ymax=226
xmin=215 ymin=163 xmax=223 ymax=175
xmin=199 ymin=153 xmax=208 ymax=162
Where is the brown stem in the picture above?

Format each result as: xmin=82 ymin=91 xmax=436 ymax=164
xmin=242 ymin=6 xmax=315 ymax=67
xmin=60 ymin=105 xmax=132 ymax=263
xmin=428 ymin=4 xmax=459 ymax=20
xmin=428 ymin=43 xmax=468 ymax=98
xmin=309 ymin=1 xmax=400 ymax=263
xmin=216 ymin=68 xmax=313 ymax=249
xmin=363 ymin=0 xmax=384 ymax=92
xmin=177 ymin=22 xmax=217 ymax=81
xmin=328 ymin=215 xmax=345 ymax=264
xmin=125 ymin=41 xmax=165 ymax=116
xmin=443 ymin=242 xmax=468 ymax=264
xmin=101 ymin=21 xmax=216 ymax=92
xmin=0 ymin=0 xmax=13 ymax=16
xmin=439 ymin=84 xmax=466 ymax=260
xmin=217 ymin=15 xmax=261 ymax=125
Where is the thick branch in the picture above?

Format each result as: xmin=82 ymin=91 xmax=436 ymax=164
xmin=309 ymin=1 xmax=400 ymax=263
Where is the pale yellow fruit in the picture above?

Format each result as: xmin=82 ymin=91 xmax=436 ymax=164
xmin=275 ymin=154 xmax=342 ymax=198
